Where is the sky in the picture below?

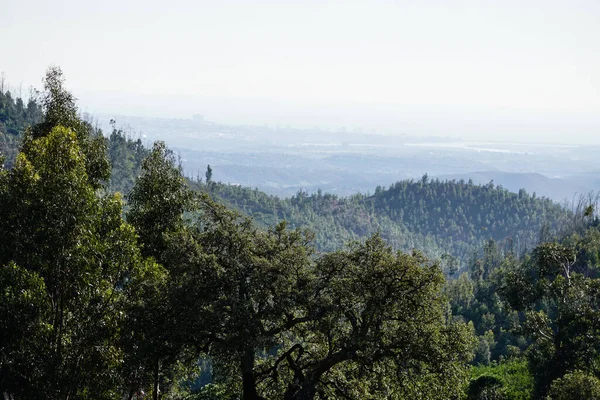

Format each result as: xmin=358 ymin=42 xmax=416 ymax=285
xmin=2 ymin=0 xmax=600 ymax=142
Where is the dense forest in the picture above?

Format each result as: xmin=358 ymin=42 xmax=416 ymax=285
xmin=2 ymin=68 xmax=600 ymax=400
xmin=198 ymin=177 xmax=569 ymax=269
xmin=0 ymin=85 xmax=43 ymax=168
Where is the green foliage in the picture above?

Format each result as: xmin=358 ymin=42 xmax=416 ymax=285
xmin=199 ymin=176 xmax=567 ymax=268
xmin=0 ymin=85 xmax=42 ymax=167
xmin=125 ymin=147 xmax=475 ymax=400
xmin=205 ymin=164 xmax=212 ymax=184
xmin=124 ymin=140 xmax=196 ymax=398
xmin=0 ymin=125 xmax=153 ymax=398
xmin=190 ymin=196 xmax=315 ymax=400
xmin=446 ymin=244 xmax=527 ymax=367
xmin=468 ymin=374 xmax=504 ymax=400
xmin=499 ymin=224 xmax=600 ymax=398
xmin=0 ymin=72 xmax=151 ymax=199
xmin=0 ymin=262 xmax=51 ymax=396
xmin=0 ymin=68 xmax=161 ymax=399
xmin=547 ymin=370 xmax=600 ymax=400
xmin=127 ymin=141 xmax=193 ymax=260
xmin=470 ymin=359 xmax=533 ymax=400
xmin=107 ymin=120 xmax=150 ymax=194
xmin=256 ymin=235 xmax=475 ymax=399
xmin=190 ymin=383 xmax=239 ymax=400
xmin=25 ymin=67 xmax=110 ymax=188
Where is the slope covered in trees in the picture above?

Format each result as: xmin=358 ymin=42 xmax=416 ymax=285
xmin=197 ymin=175 xmax=568 ymax=271
xmin=0 ymin=87 xmax=43 ymax=167
xmin=5 ymin=68 xmax=600 ymax=400
xmin=446 ymin=209 xmax=600 ymax=400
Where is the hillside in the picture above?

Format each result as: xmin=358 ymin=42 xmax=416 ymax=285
xmin=0 ymin=89 xmax=42 ymax=166
xmin=193 ymin=172 xmax=568 ymax=269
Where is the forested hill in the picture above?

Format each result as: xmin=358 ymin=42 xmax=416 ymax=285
xmin=0 ymin=89 xmax=42 ymax=167
xmin=192 ymin=172 xmax=569 ymax=267
xmin=369 ymin=178 xmax=566 ymax=251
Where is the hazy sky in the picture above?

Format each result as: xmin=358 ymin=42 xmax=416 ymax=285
xmin=2 ymin=0 xmax=600 ymax=141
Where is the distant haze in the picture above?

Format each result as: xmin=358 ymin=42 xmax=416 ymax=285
xmin=2 ymin=0 xmax=600 ymax=143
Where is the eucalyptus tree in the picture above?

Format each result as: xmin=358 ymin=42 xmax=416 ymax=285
xmin=0 ymin=68 xmax=159 ymax=399
xmin=28 ymin=66 xmax=109 ymax=189
xmin=0 ymin=126 xmax=156 ymax=399
xmin=124 ymin=140 xmax=196 ymax=399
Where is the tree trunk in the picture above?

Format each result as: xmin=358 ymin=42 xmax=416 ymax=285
xmin=153 ymin=359 xmax=160 ymax=400
xmin=241 ymin=350 xmax=263 ymax=400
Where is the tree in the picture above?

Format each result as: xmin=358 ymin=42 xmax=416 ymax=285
xmin=206 ymin=164 xmax=213 ymax=185
xmin=257 ymin=235 xmax=475 ymax=400
xmin=190 ymin=196 xmax=315 ymax=400
xmin=501 ymin=239 xmax=600 ymax=397
xmin=0 ymin=81 xmax=42 ymax=168
xmin=125 ymin=140 xmax=316 ymax=400
xmin=150 ymin=195 xmax=474 ymax=400
xmin=125 ymin=141 xmax=195 ymax=399
xmin=467 ymin=374 xmax=505 ymax=400
xmin=0 ymin=262 xmax=50 ymax=398
xmin=27 ymin=66 xmax=109 ymax=189
xmin=127 ymin=141 xmax=193 ymax=261
xmin=106 ymin=123 xmax=149 ymax=195
xmin=0 ymin=125 xmax=155 ymax=399
xmin=547 ymin=370 xmax=600 ymax=400
xmin=0 ymin=68 xmax=159 ymax=399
